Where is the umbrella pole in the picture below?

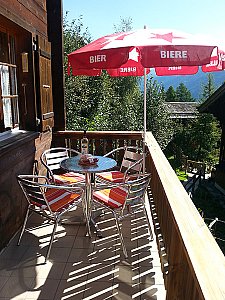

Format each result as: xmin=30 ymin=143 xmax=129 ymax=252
xmin=143 ymin=68 xmax=147 ymax=173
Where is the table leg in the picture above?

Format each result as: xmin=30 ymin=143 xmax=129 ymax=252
xmin=84 ymin=173 xmax=92 ymax=236
xmin=84 ymin=173 xmax=103 ymax=238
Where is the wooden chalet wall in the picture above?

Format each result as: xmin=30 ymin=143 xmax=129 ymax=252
xmin=0 ymin=0 xmax=65 ymax=250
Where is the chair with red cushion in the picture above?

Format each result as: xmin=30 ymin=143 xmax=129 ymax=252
xmin=96 ymin=146 xmax=144 ymax=184
xmin=41 ymin=147 xmax=85 ymax=185
xmin=92 ymin=173 xmax=153 ymax=258
xmin=17 ymin=174 xmax=86 ymax=263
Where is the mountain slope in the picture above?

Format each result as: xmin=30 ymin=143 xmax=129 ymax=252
xmin=151 ymin=70 xmax=225 ymax=100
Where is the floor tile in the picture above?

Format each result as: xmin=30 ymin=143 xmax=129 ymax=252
xmin=0 ymin=276 xmax=9 ymax=291
xmin=87 ymin=262 xmax=118 ymax=283
xmin=0 ymin=191 xmax=166 ymax=299
xmin=48 ymin=247 xmax=71 ymax=263
xmin=82 ymin=280 xmax=115 ymax=299
xmin=0 ymin=276 xmax=33 ymax=298
xmin=54 ymin=279 xmax=86 ymax=300
xmin=26 ymin=278 xmax=60 ymax=299
xmin=111 ymin=282 xmax=140 ymax=300
xmin=73 ymin=236 xmax=95 ymax=249
xmin=62 ymin=261 xmax=90 ymax=281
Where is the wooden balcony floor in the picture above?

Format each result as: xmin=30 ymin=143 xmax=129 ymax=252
xmin=0 ymin=198 xmax=166 ymax=299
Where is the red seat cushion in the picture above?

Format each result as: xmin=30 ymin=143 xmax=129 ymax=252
xmin=44 ymin=188 xmax=81 ymax=212
xmin=93 ymin=187 xmax=127 ymax=209
xmin=97 ymin=171 xmax=125 ymax=183
xmin=97 ymin=170 xmax=137 ymax=183
xmin=53 ymin=172 xmax=85 ymax=185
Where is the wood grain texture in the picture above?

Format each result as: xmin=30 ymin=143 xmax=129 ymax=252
xmin=0 ymin=0 xmax=47 ymax=35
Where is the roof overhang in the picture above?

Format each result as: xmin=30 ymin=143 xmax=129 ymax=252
xmin=198 ymin=82 xmax=225 ymax=113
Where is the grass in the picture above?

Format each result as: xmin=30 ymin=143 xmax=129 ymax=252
xmin=167 ymin=155 xmax=188 ymax=181
xmin=175 ymin=169 xmax=188 ymax=181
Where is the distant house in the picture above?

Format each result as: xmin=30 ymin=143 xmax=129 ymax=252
xmin=198 ymin=82 xmax=225 ymax=192
xmin=165 ymin=102 xmax=198 ymax=120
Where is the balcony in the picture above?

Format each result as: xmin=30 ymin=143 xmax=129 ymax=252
xmin=1 ymin=131 xmax=225 ymax=299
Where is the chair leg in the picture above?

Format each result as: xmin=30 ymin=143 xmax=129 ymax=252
xmin=114 ymin=213 xmax=128 ymax=258
xmin=45 ymin=221 xmax=58 ymax=263
xmin=17 ymin=207 xmax=30 ymax=246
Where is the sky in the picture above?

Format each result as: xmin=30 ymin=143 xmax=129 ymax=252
xmin=62 ymin=0 xmax=225 ymax=41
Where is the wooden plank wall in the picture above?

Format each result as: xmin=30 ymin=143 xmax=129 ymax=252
xmin=0 ymin=0 xmax=47 ymax=35
xmin=0 ymin=0 xmax=53 ymax=251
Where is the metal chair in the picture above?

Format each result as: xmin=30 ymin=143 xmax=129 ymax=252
xmin=96 ymin=146 xmax=144 ymax=184
xmin=92 ymin=173 xmax=153 ymax=258
xmin=41 ymin=147 xmax=85 ymax=185
xmin=17 ymin=175 xmax=86 ymax=263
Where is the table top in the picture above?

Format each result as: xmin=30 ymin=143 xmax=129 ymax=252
xmin=60 ymin=155 xmax=117 ymax=173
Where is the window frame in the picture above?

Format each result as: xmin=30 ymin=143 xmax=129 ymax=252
xmin=0 ymin=30 xmax=19 ymax=132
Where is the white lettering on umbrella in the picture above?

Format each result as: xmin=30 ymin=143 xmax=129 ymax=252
xmin=168 ymin=66 xmax=182 ymax=70
xmin=206 ymin=59 xmax=218 ymax=67
xmin=120 ymin=67 xmax=137 ymax=72
xmin=90 ymin=55 xmax=106 ymax=63
xmin=160 ymin=50 xmax=188 ymax=59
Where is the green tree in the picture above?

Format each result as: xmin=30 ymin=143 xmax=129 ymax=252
xmin=170 ymin=74 xmax=221 ymax=166
xmin=64 ymin=15 xmax=142 ymax=131
xmin=194 ymin=73 xmax=221 ymax=165
xmin=176 ymin=83 xmax=194 ymax=102
xmin=166 ymin=86 xmax=177 ymax=102
xmin=113 ymin=17 xmax=133 ymax=33
xmin=146 ymin=77 xmax=174 ymax=149
xmin=64 ymin=14 xmax=101 ymax=130
xmin=200 ymin=73 xmax=216 ymax=102
xmin=89 ymin=75 xmax=143 ymax=131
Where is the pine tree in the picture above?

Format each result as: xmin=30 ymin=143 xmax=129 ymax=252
xmin=176 ymin=83 xmax=194 ymax=102
xmin=171 ymin=74 xmax=221 ymax=166
xmin=200 ymin=73 xmax=216 ymax=101
xmin=166 ymin=86 xmax=178 ymax=102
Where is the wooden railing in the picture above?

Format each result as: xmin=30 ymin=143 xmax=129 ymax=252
xmin=145 ymin=132 xmax=225 ymax=300
xmin=53 ymin=130 xmax=143 ymax=164
xmin=53 ymin=130 xmax=225 ymax=300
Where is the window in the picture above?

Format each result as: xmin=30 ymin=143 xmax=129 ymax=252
xmin=0 ymin=31 xmax=19 ymax=132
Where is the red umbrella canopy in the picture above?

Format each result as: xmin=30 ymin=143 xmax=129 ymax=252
xmin=68 ymin=28 xmax=225 ymax=76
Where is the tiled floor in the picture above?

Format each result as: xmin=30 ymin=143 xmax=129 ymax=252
xmin=0 ymin=200 xmax=166 ymax=299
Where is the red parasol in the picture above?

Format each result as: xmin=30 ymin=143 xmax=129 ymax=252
xmin=68 ymin=28 xmax=225 ymax=145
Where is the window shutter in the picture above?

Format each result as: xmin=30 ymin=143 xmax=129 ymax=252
xmin=36 ymin=35 xmax=54 ymax=132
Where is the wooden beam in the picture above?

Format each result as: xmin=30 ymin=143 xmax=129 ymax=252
xmin=46 ymin=0 xmax=65 ymax=131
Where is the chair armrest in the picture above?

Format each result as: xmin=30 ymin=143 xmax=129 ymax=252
xmin=103 ymin=146 xmax=126 ymax=157
xmin=17 ymin=174 xmax=50 ymax=184
xmin=18 ymin=174 xmax=85 ymax=194
xmin=123 ymin=157 xmax=144 ymax=177
xmin=103 ymin=146 xmax=139 ymax=157
xmin=67 ymin=148 xmax=82 ymax=157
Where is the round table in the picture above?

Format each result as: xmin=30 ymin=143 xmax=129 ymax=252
xmin=60 ymin=155 xmax=117 ymax=174
xmin=60 ymin=155 xmax=117 ymax=236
